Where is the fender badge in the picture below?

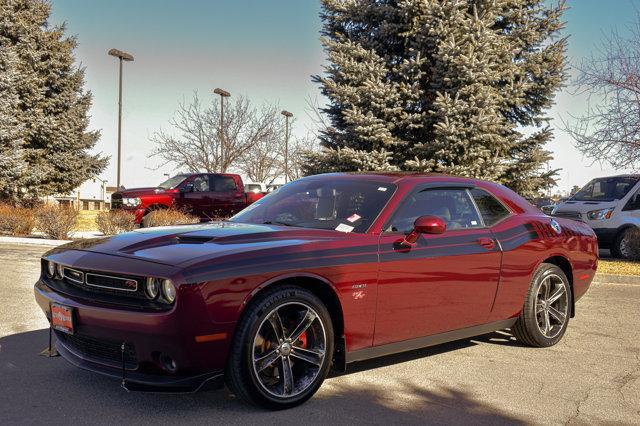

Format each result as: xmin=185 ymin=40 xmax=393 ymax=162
xmin=550 ymin=219 xmax=562 ymax=235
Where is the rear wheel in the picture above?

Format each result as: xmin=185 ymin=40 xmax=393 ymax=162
xmin=612 ymin=228 xmax=635 ymax=259
xmin=513 ymin=263 xmax=571 ymax=347
xmin=225 ymin=286 xmax=334 ymax=410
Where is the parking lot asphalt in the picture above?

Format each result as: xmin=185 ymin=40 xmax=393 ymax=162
xmin=0 ymin=242 xmax=638 ymax=425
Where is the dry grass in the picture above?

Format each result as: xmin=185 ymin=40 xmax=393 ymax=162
xmin=143 ymin=208 xmax=199 ymax=227
xmin=598 ymin=259 xmax=640 ymax=276
xmin=75 ymin=210 xmax=100 ymax=231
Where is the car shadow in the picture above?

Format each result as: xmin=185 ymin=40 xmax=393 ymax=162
xmin=0 ymin=329 xmax=525 ymax=424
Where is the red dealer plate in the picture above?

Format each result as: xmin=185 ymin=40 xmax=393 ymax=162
xmin=51 ymin=303 xmax=74 ymax=334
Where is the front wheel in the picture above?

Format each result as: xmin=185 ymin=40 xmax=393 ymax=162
xmin=512 ymin=263 xmax=571 ymax=347
xmin=612 ymin=228 xmax=636 ymax=260
xmin=225 ymin=286 xmax=334 ymax=410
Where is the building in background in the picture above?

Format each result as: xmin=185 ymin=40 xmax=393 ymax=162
xmin=46 ymin=178 xmax=115 ymax=210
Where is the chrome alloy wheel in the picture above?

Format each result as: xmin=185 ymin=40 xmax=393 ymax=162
xmin=252 ymin=302 xmax=326 ymax=398
xmin=535 ymin=273 xmax=569 ymax=339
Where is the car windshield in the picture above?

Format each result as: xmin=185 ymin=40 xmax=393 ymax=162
xmin=229 ymin=178 xmax=397 ymax=233
xmin=572 ymin=177 xmax=640 ymax=202
xmin=158 ymin=174 xmax=189 ymax=189
xmin=246 ymin=184 xmax=262 ymax=192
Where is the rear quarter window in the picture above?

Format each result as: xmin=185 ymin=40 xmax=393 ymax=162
xmin=470 ymin=189 xmax=511 ymax=226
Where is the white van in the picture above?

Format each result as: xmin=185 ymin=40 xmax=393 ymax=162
xmin=552 ymin=174 xmax=640 ymax=259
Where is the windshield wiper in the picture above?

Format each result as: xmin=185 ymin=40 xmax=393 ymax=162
xmin=263 ymin=220 xmax=294 ymax=227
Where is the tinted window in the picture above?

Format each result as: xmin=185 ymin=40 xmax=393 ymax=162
xmin=211 ymin=175 xmax=237 ymax=192
xmin=572 ymin=177 xmax=639 ymax=202
xmin=230 ymin=179 xmax=396 ymax=233
xmin=158 ymin=174 xmax=188 ymax=189
xmin=387 ymin=189 xmax=482 ymax=233
xmin=192 ymin=175 xmax=209 ymax=192
xmin=623 ymin=188 xmax=640 ymax=211
xmin=471 ymin=189 xmax=510 ymax=226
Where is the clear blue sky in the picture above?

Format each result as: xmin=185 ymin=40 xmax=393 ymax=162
xmin=49 ymin=0 xmax=639 ymax=192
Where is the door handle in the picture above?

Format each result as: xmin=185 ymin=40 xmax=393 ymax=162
xmin=478 ymin=237 xmax=496 ymax=250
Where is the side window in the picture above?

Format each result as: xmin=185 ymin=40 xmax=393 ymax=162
xmin=623 ymin=187 xmax=640 ymax=211
xmin=387 ymin=189 xmax=483 ymax=233
xmin=191 ymin=175 xmax=210 ymax=192
xmin=470 ymin=189 xmax=510 ymax=226
xmin=211 ymin=175 xmax=238 ymax=192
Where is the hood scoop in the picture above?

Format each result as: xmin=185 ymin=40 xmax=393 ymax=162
xmin=175 ymin=235 xmax=213 ymax=244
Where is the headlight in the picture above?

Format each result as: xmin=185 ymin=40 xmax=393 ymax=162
xmin=46 ymin=260 xmax=56 ymax=278
xmin=123 ymin=197 xmax=141 ymax=207
xmin=162 ymin=279 xmax=176 ymax=303
xmin=145 ymin=277 xmax=160 ymax=299
xmin=587 ymin=207 xmax=614 ymax=220
xmin=56 ymin=263 xmax=64 ymax=279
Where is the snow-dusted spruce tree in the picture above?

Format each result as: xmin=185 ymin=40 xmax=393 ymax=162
xmin=0 ymin=0 xmax=107 ymax=203
xmin=306 ymin=0 xmax=566 ymax=197
xmin=0 ymin=45 xmax=25 ymax=202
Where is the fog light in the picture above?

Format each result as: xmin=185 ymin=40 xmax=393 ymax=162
xmin=46 ymin=261 xmax=56 ymax=278
xmin=145 ymin=277 xmax=160 ymax=299
xmin=162 ymin=279 xmax=176 ymax=303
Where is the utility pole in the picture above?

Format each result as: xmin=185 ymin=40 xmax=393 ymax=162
xmin=213 ymin=88 xmax=231 ymax=171
xmin=108 ymin=48 xmax=134 ymax=188
xmin=281 ymin=110 xmax=293 ymax=182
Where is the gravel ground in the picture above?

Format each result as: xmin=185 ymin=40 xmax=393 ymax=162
xmin=0 ymin=243 xmax=638 ymax=425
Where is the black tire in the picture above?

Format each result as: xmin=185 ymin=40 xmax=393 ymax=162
xmin=512 ymin=263 xmax=572 ymax=347
xmin=225 ymin=286 xmax=334 ymax=410
xmin=611 ymin=228 xmax=633 ymax=259
xmin=141 ymin=214 xmax=151 ymax=228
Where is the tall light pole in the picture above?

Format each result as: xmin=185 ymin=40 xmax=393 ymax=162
xmin=281 ymin=110 xmax=293 ymax=182
xmin=213 ymin=88 xmax=231 ymax=171
xmin=108 ymin=48 xmax=134 ymax=189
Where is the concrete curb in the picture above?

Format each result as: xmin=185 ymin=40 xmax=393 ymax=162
xmin=593 ymin=273 xmax=640 ymax=285
xmin=0 ymin=236 xmax=70 ymax=247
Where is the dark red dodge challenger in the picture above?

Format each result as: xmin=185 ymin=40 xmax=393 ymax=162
xmin=35 ymin=173 xmax=598 ymax=409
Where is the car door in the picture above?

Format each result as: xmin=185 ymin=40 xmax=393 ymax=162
xmin=209 ymin=175 xmax=244 ymax=217
xmin=374 ymin=185 xmax=503 ymax=346
xmin=179 ymin=174 xmax=212 ymax=218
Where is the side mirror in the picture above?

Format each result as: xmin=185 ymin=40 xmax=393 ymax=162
xmin=403 ymin=215 xmax=446 ymax=245
xmin=180 ymin=183 xmax=194 ymax=193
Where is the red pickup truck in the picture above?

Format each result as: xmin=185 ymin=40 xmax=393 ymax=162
xmin=111 ymin=173 xmax=263 ymax=226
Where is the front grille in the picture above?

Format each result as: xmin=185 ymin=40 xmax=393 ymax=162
xmin=86 ymin=273 xmax=139 ymax=292
xmin=552 ymin=211 xmax=583 ymax=221
xmin=57 ymin=332 xmax=138 ymax=369
xmin=62 ymin=269 xmax=148 ymax=300
xmin=111 ymin=193 xmax=123 ymax=209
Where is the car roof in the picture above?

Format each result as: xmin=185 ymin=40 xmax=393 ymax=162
xmin=311 ymin=172 xmax=478 ymax=185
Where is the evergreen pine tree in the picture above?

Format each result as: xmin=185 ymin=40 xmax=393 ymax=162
xmin=0 ymin=45 xmax=25 ymax=201
xmin=0 ymin=0 xmax=107 ymax=202
xmin=307 ymin=0 xmax=566 ymax=197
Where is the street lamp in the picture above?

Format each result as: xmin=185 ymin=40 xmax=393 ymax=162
xmin=213 ymin=88 xmax=231 ymax=171
xmin=108 ymin=48 xmax=134 ymax=189
xmin=281 ymin=110 xmax=293 ymax=183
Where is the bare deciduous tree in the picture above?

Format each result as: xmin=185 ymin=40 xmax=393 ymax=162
xmin=563 ymin=21 xmax=640 ymax=169
xmin=150 ymin=92 xmax=279 ymax=173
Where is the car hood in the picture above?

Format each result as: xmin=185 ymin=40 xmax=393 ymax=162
xmin=114 ymin=187 xmax=169 ymax=197
xmin=54 ymin=222 xmax=355 ymax=268
xmin=554 ymin=199 xmax=618 ymax=214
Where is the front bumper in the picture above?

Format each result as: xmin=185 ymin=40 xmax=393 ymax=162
xmin=34 ymin=278 xmax=231 ymax=392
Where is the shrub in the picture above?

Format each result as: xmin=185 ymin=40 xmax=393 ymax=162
xmin=0 ymin=204 xmax=36 ymax=236
xmin=143 ymin=208 xmax=199 ymax=228
xmin=96 ymin=210 xmax=136 ymax=235
xmin=35 ymin=204 xmax=78 ymax=240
